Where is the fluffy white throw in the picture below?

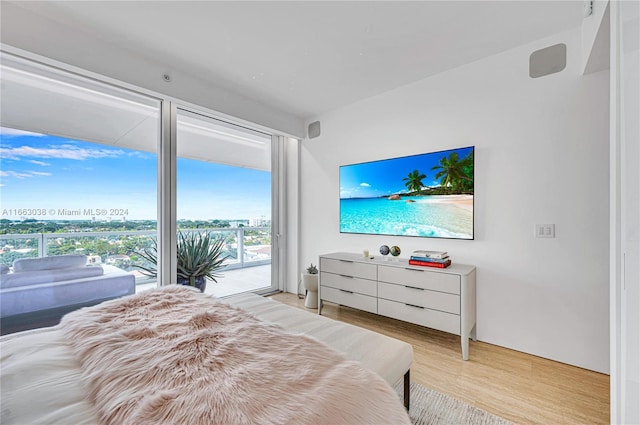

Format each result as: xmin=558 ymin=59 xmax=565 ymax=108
xmin=59 ymin=286 xmax=410 ymax=425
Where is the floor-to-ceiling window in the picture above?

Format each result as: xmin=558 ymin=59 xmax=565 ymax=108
xmin=0 ymin=52 xmax=161 ymax=332
xmin=175 ymin=108 xmax=276 ymax=296
xmin=0 ymin=51 xmax=283 ymax=333
xmin=0 ymin=53 xmax=161 ymax=274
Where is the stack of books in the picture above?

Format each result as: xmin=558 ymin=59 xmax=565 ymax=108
xmin=409 ymin=250 xmax=451 ymax=268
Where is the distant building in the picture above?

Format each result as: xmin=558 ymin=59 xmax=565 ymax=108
xmin=87 ymin=255 xmax=102 ymax=264
xmin=249 ymin=217 xmax=269 ymax=227
xmin=229 ymin=220 xmax=249 ymax=228
xmin=105 ymin=254 xmax=130 ymax=263
xmin=105 ymin=254 xmax=131 ymax=268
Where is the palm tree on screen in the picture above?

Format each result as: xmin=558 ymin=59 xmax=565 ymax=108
xmin=403 ymin=170 xmax=426 ymax=194
xmin=431 ymin=152 xmax=472 ymax=190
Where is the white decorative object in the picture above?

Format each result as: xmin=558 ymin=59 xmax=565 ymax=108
xmin=302 ymin=273 xmax=319 ymax=309
xmin=318 ymin=252 xmax=476 ymax=360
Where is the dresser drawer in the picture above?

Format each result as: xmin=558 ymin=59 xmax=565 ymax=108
xmin=321 ymin=286 xmax=377 ymax=314
xmin=320 ymin=272 xmax=377 ymax=297
xmin=378 ymin=265 xmax=460 ymax=295
xmin=378 ymin=298 xmax=460 ymax=335
xmin=320 ymin=258 xmax=377 ymax=280
xmin=378 ymin=282 xmax=460 ymax=314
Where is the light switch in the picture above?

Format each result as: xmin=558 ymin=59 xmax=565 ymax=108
xmin=535 ymin=224 xmax=555 ymax=238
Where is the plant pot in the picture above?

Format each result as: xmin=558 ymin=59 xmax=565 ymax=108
xmin=301 ymin=273 xmax=319 ymax=309
xmin=177 ymin=276 xmax=207 ymax=293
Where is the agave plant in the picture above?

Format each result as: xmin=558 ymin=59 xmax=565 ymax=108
xmin=137 ymin=231 xmax=228 ymax=292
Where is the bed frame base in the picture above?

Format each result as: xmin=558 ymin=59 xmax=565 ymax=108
xmin=404 ymin=370 xmax=410 ymax=410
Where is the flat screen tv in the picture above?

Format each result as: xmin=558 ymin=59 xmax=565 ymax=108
xmin=339 ymin=146 xmax=474 ymax=239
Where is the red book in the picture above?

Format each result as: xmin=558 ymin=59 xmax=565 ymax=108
xmin=408 ymin=259 xmax=452 ymax=268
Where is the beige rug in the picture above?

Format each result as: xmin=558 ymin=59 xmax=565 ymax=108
xmin=395 ymin=382 xmax=514 ymax=425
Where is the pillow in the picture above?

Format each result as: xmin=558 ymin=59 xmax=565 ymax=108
xmin=13 ymin=254 xmax=88 ymax=272
xmin=0 ymin=264 xmax=9 ymax=275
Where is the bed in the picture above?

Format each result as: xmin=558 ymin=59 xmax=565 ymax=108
xmin=1 ymin=286 xmax=413 ymax=424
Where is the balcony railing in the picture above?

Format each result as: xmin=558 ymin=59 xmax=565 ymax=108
xmin=0 ymin=227 xmax=271 ymax=282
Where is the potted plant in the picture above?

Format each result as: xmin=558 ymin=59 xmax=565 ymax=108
xmin=301 ymin=263 xmax=319 ymax=308
xmin=137 ymin=231 xmax=228 ymax=292
xmin=305 ymin=263 xmax=318 ymax=275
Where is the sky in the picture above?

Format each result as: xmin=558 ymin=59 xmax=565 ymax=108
xmin=0 ymin=127 xmax=271 ymax=221
xmin=339 ymin=146 xmax=473 ymax=199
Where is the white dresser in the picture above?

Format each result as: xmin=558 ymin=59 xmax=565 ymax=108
xmin=319 ymin=252 xmax=476 ymax=360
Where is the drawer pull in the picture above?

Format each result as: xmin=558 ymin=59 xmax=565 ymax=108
xmin=404 ymin=285 xmax=424 ymax=291
xmin=405 ymin=303 xmax=425 ymax=309
xmin=339 ymin=274 xmax=354 ymax=279
xmin=339 ymin=289 xmax=354 ymax=294
xmin=339 ymin=259 xmax=354 ymax=263
xmin=405 ymin=267 xmax=424 ymax=272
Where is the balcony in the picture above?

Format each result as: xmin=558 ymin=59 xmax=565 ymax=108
xmin=135 ymin=264 xmax=271 ymax=297
xmin=0 ymin=227 xmax=273 ymax=299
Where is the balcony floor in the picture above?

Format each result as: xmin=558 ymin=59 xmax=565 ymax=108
xmin=136 ymin=264 xmax=272 ymax=298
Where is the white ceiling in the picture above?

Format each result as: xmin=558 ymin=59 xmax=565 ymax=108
xmin=7 ymin=1 xmax=584 ymax=120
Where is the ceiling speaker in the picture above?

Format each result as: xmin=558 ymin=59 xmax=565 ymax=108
xmin=308 ymin=121 xmax=321 ymax=139
xmin=529 ymin=44 xmax=567 ymax=78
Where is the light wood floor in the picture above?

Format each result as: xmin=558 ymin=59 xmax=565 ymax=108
xmin=269 ymin=293 xmax=609 ymax=425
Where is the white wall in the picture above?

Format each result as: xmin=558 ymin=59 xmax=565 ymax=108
xmin=621 ymin=43 xmax=640 ymax=425
xmin=298 ymin=27 xmax=610 ymax=373
xmin=612 ymin=0 xmax=640 ymax=421
xmin=285 ymin=137 xmax=301 ymax=295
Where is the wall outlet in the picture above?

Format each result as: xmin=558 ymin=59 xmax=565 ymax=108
xmin=535 ymin=224 xmax=555 ymax=238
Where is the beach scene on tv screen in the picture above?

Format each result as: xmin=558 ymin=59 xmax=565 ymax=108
xmin=340 ymin=146 xmax=474 ymax=239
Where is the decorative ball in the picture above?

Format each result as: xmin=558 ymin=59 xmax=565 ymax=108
xmin=390 ymin=246 xmax=401 ymax=257
xmin=379 ymin=245 xmax=390 ymax=256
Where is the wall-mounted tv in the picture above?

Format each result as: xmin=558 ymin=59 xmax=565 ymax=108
xmin=340 ymin=146 xmax=474 ymax=239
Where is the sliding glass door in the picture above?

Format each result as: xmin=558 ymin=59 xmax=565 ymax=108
xmin=0 ymin=52 xmax=161 ymax=332
xmin=175 ymin=108 xmax=277 ymax=296
xmin=0 ymin=51 xmax=282 ymax=335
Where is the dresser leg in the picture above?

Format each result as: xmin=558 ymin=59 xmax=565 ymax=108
xmin=461 ymin=337 xmax=469 ymax=360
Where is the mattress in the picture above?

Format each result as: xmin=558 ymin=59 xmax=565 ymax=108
xmin=1 ymin=326 xmax=97 ymax=424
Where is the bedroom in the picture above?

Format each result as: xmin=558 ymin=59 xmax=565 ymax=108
xmin=0 ymin=1 xmax=637 ymax=424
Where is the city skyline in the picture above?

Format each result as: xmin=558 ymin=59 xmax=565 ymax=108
xmin=0 ymin=127 xmax=272 ymax=221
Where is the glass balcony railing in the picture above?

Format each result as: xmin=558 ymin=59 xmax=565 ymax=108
xmin=0 ymin=226 xmax=271 ymax=285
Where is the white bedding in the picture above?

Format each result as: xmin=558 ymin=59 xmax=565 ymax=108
xmin=1 ymin=327 xmax=97 ymax=424
xmin=1 ymin=289 xmax=413 ymax=424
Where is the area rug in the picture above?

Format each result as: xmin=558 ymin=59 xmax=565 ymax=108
xmin=395 ymin=381 xmax=514 ymax=425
